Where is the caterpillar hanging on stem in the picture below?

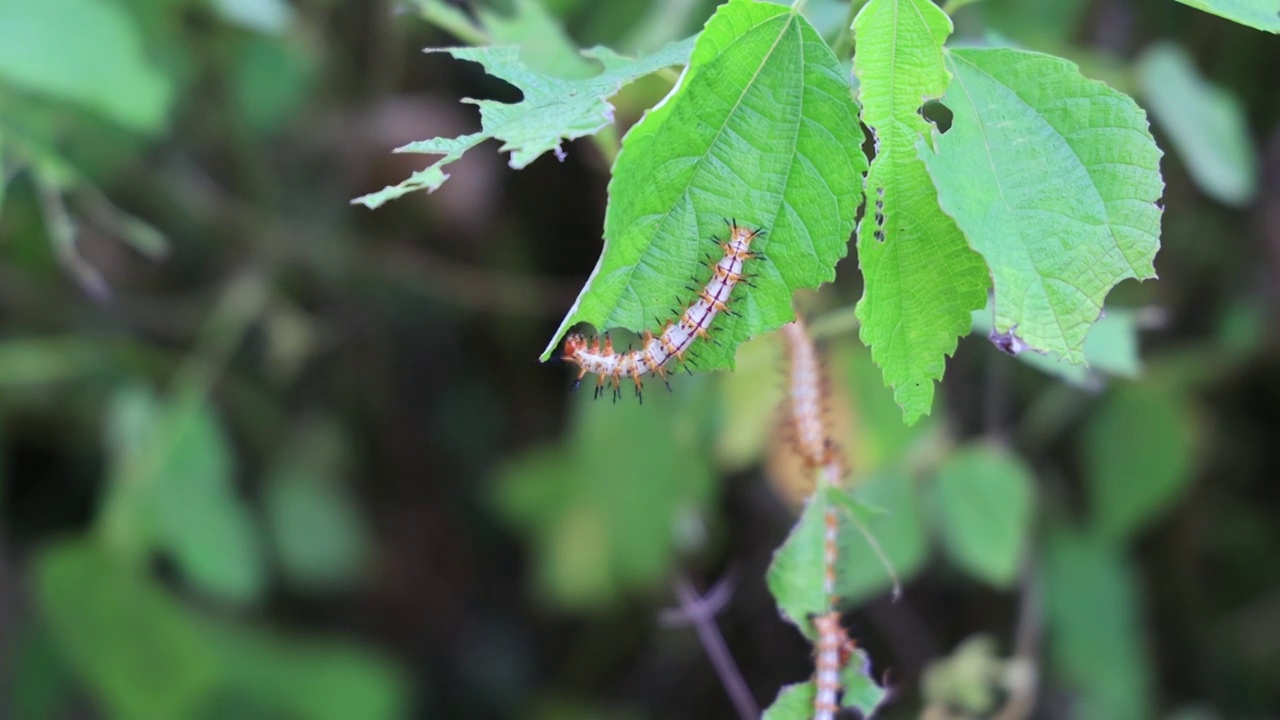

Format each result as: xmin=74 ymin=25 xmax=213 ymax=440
xmin=562 ymin=220 xmax=764 ymax=402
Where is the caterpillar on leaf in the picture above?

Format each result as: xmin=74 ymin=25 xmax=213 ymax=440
xmin=562 ymin=221 xmax=763 ymax=401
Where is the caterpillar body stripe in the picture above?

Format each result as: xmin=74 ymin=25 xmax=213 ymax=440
xmin=562 ymin=222 xmax=763 ymax=400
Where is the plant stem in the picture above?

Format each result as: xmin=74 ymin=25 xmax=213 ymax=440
xmin=673 ymin=576 xmax=758 ymax=720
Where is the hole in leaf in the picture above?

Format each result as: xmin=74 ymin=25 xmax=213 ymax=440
xmin=922 ymin=100 xmax=953 ymax=133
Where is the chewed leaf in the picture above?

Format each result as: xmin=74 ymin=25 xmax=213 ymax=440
xmin=541 ymin=0 xmax=867 ymax=370
xmin=352 ymin=37 xmax=695 ymax=208
xmin=853 ymin=0 xmax=990 ymax=425
xmin=920 ymin=48 xmax=1163 ymax=364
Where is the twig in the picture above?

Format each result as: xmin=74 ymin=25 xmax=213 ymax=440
xmin=666 ymin=574 xmax=759 ymax=720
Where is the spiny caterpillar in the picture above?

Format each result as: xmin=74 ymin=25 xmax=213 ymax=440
xmin=562 ymin=221 xmax=764 ymax=401
xmin=781 ymin=316 xmax=856 ymax=720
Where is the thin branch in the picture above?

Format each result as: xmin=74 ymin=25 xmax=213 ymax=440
xmin=666 ymin=575 xmax=758 ymax=720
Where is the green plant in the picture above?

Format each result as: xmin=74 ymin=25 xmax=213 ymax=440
xmin=361 ymin=0 xmax=1277 ymax=715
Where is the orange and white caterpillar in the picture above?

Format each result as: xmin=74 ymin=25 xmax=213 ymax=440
xmin=562 ymin=221 xmax=763 ymax=400
xmin=781 ymin=315 xmax=855 ymax=720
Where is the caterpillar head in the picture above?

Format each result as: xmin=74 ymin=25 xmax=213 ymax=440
xmin=562 ymin=332 xmax=588 ymax=362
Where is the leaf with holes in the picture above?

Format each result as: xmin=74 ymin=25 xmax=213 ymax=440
xmin=541 ymin=0 xmax=867 ymax=370
xmin=920 ymin=48 xmax=1163 ymax=364
xmin=852 ymin=0 xmax=990 ymax=425
xmin=351 ymin=36 xmax=695 ymax=208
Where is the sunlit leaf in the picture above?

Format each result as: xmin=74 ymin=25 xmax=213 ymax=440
xmin=931 ymin=443 xmax=1035 ymax=587
xmin=852 ymin=0 xmax=990 ymax=424
xmin=1136 ymin=42 xmax=1258 ymax=206
xmin=542 ymin=0 xmax=867 ymax=371
xmin=921 ymin=48 xmax=1163 ymax=364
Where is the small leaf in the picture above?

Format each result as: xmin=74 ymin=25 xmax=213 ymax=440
xmin=34 ymin=539 xmax=219 ymax=720
xmin=836 ymin=468 xmax=928 ymax=604
xmin=1083 ymin=384 xmax=1197 ymax=541
xmin=1043 ymin=526 xmax=1152 ymax=718
xmin=0 ymin=0 xmax=172 ymax=133
xmin=921 ymin=48 xmax=1164 ymax=365
xmin=352 ymin=36 xmax=695 ymax=208
xmin=1136 ymin=42 xmax=1258 ymax=206
xmin=852 ymin=0 xmax=990 ymax=424
xmin=1174 ymin=0 xmax=1280 ymax=32
xmin=931 ymin=443 xmax=1035 ymax=587
xmin=761 ymin=681 xmax=815 ymax=720
xmin=842 ymin=648 xmax=889 ymax=714
xmin=767 ymin=490 xmax=833 ymax=626
xmin=542 ymin=0 xmax=867 ymax=370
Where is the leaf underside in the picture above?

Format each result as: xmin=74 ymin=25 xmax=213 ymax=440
xmin=351 ymin=36 xmax=696 ymax=209
xmin=921 ymin=48 xmax=1164 ymax=364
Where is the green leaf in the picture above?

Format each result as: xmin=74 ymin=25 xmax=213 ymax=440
xmin=838 ymin=469 xmax=928 ymax=603
xmin=852 ymin=0 xmax=991 ymax=424
xmin=920 ymin=48 xmax=1164 ymax=364
xmin=762 ymin=682 xmax=814 ymax=720
xmin=206 ymin=625 xmax=408 ymax=720
xmin=493 ymin=385 xmax=715 ymax=608
xmin=264 ymin=420 xmax=372 ymax=592
xmin=102 ymin=390 xmax=267 ymax=605
xmin=971 ymin=306 xmax=1142 ymax=388
xmin=1083 ymin=384 xmax=1197 ymax=541
xmin=760 ymin=665 xmax=886 ymax=719
xmin=1174 ymin=0 xmax=1280 ymax=32
xmin=0 ymin=0 xmax=172 ymax=133
xmin=842 ymin=650 xmax=889 ymax=714
xmin=767 ymin=489 xmax=834 ymax=625
xmin=351 ymin=36 xmax=695 ymax=208
xmin=764 ymin=465 xmax=930 ymax=612
xmin=931 ymin=443 xmax=1035 ymax=587
xmin=542 ymin=0 xmax=867 ymax=370
xmin=34 ymin=539 xmax=219 ymax=720
xmin=1043 ymin=527 xmax=1152 ymax=718
xmin=1136 ymin=42 xmax=1258 ymax=206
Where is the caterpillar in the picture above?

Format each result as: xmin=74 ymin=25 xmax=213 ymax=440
xmin=781 ymin=316 xmax=855 ymax=720
xmin=562 ymin=221 xmax=763 ymax=401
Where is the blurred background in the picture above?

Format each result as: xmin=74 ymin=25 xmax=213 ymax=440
xmin=0 ymin=0 xmax=1278 ymax=718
